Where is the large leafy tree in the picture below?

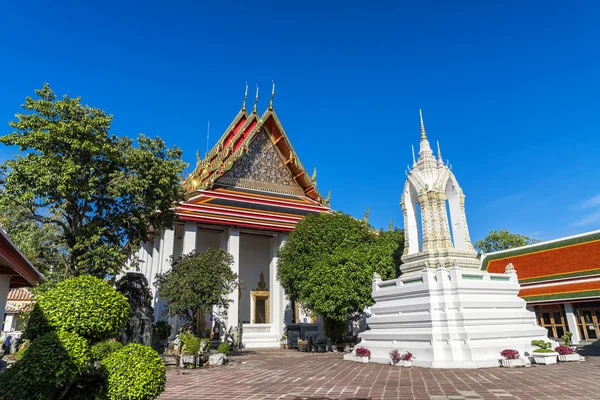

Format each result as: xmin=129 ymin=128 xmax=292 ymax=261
xmin=277 ymin=212 xmax=404 ymax=340
xmin=0 ymin=84 xmax=186 ymax=277
xmin=474 ymin=229 xmax=540 ymax=254
xmin=154 ymin=249 xmax=239 ymax=334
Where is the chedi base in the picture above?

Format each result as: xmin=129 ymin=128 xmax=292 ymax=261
xmin=358 ymin=266 xmax=549 ymax=368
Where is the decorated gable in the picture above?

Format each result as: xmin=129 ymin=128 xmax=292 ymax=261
xmin=216 ymin=130 xmax=304 ymax=196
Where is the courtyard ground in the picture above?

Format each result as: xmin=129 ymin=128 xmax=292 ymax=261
xmin=160 ymin=347 xmax=600 ymax=400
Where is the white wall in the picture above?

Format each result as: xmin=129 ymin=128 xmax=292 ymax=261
xmin=239 ymin=235 xmax=271 ymax=324
xmin=196 ymin=230 xmax=221 ymax=253
xmin=0 ymin=275 xmax=10 ymax=332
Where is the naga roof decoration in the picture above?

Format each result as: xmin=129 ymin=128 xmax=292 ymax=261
xmin=482 ymin=229 xmax=600 ymax=303
xmin=185 ymin=106 xmax=325 ymax=205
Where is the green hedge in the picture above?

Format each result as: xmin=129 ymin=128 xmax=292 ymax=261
xmin=102 ymin=343 xmax=166 ymax=400
xmin=0 ymin=331 xmax=90 ymax=400
xmin=90 ymin=339 xmax=124 ymax=362
xmin=26 ymin=275 xmax=131 ymax=341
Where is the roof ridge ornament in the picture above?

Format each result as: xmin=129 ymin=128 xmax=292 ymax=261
xmin=269 ymin=80 xmax=275 ymax=110
xmin=419 ymin=109 xmax=427 ymax=141
xmin=253 ymin=84 xmax=259 ymax=114
xmin=242 ymin=82 xmax=248 ymax=112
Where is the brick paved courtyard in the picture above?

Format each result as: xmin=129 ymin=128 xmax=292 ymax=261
xmin=160 ymin=347 xmax=600 ymax=400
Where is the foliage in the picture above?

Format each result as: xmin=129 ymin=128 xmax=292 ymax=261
xmin=14 ymin=340 xmax=30 ymax=360
xmin=101 ymin=343 xmax=166 ymax=400
xmin=389 ymin=349 xmax=401 ymax=363
xmin=531 ymin=340 xmax=555 ymax=353
xmin=155 ymin=249 xmax=238 ymax=334
xmin=474 ymin=229 xmax=540 ymax=254
xmin=153 ymin=320 xmax=172 ymax=342
xmin=26 ymin=275 xmax=130 ymax=341
xmin=179 ymin=332 xmax=201 ymax=355
xmin=500 ymin=349 xmax=520 ymax=359
xmin=355 ymin=347 xmax=371 ymax=358
xmin=555 ymin=346 xmax=575 ymax=355
xmin=277 ymin=212 xmax=403 ymax=340
xmin=0 ymin=331 xmax=90 ymax=400
xmin=400 ymin=351 xmax=413 ymax=361
xmin=217 ymin=342 xmax=230 ymax=355
xmin=561 ymin=331 xmax=573 ymax=346
xmin=90 ymin=340 xmax=124 ymax=362
xmin=0 ymin=84 xmax=186 ymax=277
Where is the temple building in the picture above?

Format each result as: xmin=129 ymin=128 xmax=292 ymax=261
xmin=482 ymin=229 xmax=600 ymax=345
xmin=124 ymin=85 xmax=329 ymax=348
xmin=0 ymin=228 xmax=43 ymax=333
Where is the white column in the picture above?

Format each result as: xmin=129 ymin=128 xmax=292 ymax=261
xmin=149 ymin=233 xmax=161 ymax=299
xmin=564 ymin=303 xmax=581 ymax=344
xmin=270 ymin=233 xmax=286 ymax=338
xmin=0 ymin=275 xmax=11 ymax=331
xmin=225 ymin=227 xmax=240 ymax=331
xmin=183 ymin=221 xmax=197 ymax=255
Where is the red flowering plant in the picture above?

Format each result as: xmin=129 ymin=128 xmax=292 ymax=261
xmin=389 ymin=349 xmax=401 ymax=364
xmin=400 ymin=351 xmax=413 ymax=361
xmin=500 ymin=349 xmax=520 ymax=360
xmin=555 ymin=346 xmax=574 ymax=355
xmin=355 ymin=347 xmax=371 ymax=358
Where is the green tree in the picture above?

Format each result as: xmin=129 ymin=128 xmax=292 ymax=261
xmin=0 ymin=84 xmax=187 ymax=277
xmin=474 ymin=229 xmax=540 ymax=254
xmin=277 ymin=212 xmax=404 ymax=340
xmin=154 ymin=249 xmax=239 ymax=334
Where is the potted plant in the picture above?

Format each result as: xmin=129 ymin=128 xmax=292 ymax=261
xmin=499 ymin=349 xmax=525 ymax=367
xmin=555 ymin=345 xmax=580 ymax=362
xmin=390 ymin=349 xmax=413 ymax=367
xmin=531 ymin=340 xmax=558 ymax=365
xmin=354 ymin=347 xmax=371 ymax=363
xmin=280 ymin=333 xmax=288 ymax=349
xmin=179 ymin=332 xmax=201 ymax=368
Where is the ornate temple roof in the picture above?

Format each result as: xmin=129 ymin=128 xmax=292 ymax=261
xmin=482 ymin=230 xmax=600 ymax=303
xmin=176 ymin=87 xmax=329 ymax=231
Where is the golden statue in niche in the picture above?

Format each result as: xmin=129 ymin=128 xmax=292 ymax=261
xmin=251 ymin=271 xmax=270 ymax=324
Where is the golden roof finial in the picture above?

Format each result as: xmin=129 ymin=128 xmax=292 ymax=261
xmin=242 ymin=82 xmax=248 ymax=112
xmin=419 ymin=109 xmax=427 ymax=141
xmin=269 ymin=80 xmax=275 ymax=110
xmin=388 ymin=218 xmax=394 ymax=232
xmin=325 ymin=189 xmax=331 ymax=207
xmin=253 ymin=84 xmax=259 ymax=114
xmin=311 ymin=166 xmax=317 ymax=182
xmin=363 ymin=207 xmax=370 ymax=224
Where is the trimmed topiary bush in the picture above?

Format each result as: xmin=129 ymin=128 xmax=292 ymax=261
xmin=0 ymin=331 xmax=90 ymax=400
xmin=217 ymin=342 xmax=230 ymax=355
xmin=26 ymin=275 xmax=131 ymax=341
xmin=101 ymin=343 xmax=166 ymax=400
xmin=90 ymin=340 xmax=124 ymax=362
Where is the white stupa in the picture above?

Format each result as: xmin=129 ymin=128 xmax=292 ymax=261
xmin=353 ymin=111 xmax=549 ymax=368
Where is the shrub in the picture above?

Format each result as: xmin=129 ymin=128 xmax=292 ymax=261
xmin=555 ymin=345 xmax=574 ymax=355
xmin=531 ymin=340 xmax=555 ymax=353
xmin=154 ymin=320 xmax=172 ymax=342
xmin=217 ymin=342 xmax=230 ymax=355
xmin=90 ymin=340 xmax=124 ymax=361
xmin=0 ymin=331 xmax=90 ymax=400
xmin=355 ymin=347 xmax=371 ymax=358
xmin=179 ymin=332 xmax=201 ymax=355
xmin=500 ymin=349 xmax=520 ymax=359
xmin=102 ymin=343 xmax=166 ymax=400
xmin=26 ymin=275 xmax=131 ymax=341
xmin=561 ymin=332 xmax=573 ymax=346
xmin=14 ymin=340 xmax=30 ymax=360
xmin=389 ymin=349 xmax=401 ymax=363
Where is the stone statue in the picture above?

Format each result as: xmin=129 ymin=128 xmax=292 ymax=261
xmin=117 ymin=273 xmax=155 ymax=346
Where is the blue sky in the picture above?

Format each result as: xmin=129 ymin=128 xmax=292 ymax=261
xmin=0 ymin=0 xmax=599 ymax=242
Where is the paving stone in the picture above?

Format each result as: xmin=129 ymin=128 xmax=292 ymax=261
xmin=160 ymin=347 xmax=600 ymax=399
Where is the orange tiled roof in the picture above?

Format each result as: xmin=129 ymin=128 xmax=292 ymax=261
xmin=482 ymin=231 xmax=600 ymax=283
xmin=7 ymin=288 xmax=32 ymax=301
